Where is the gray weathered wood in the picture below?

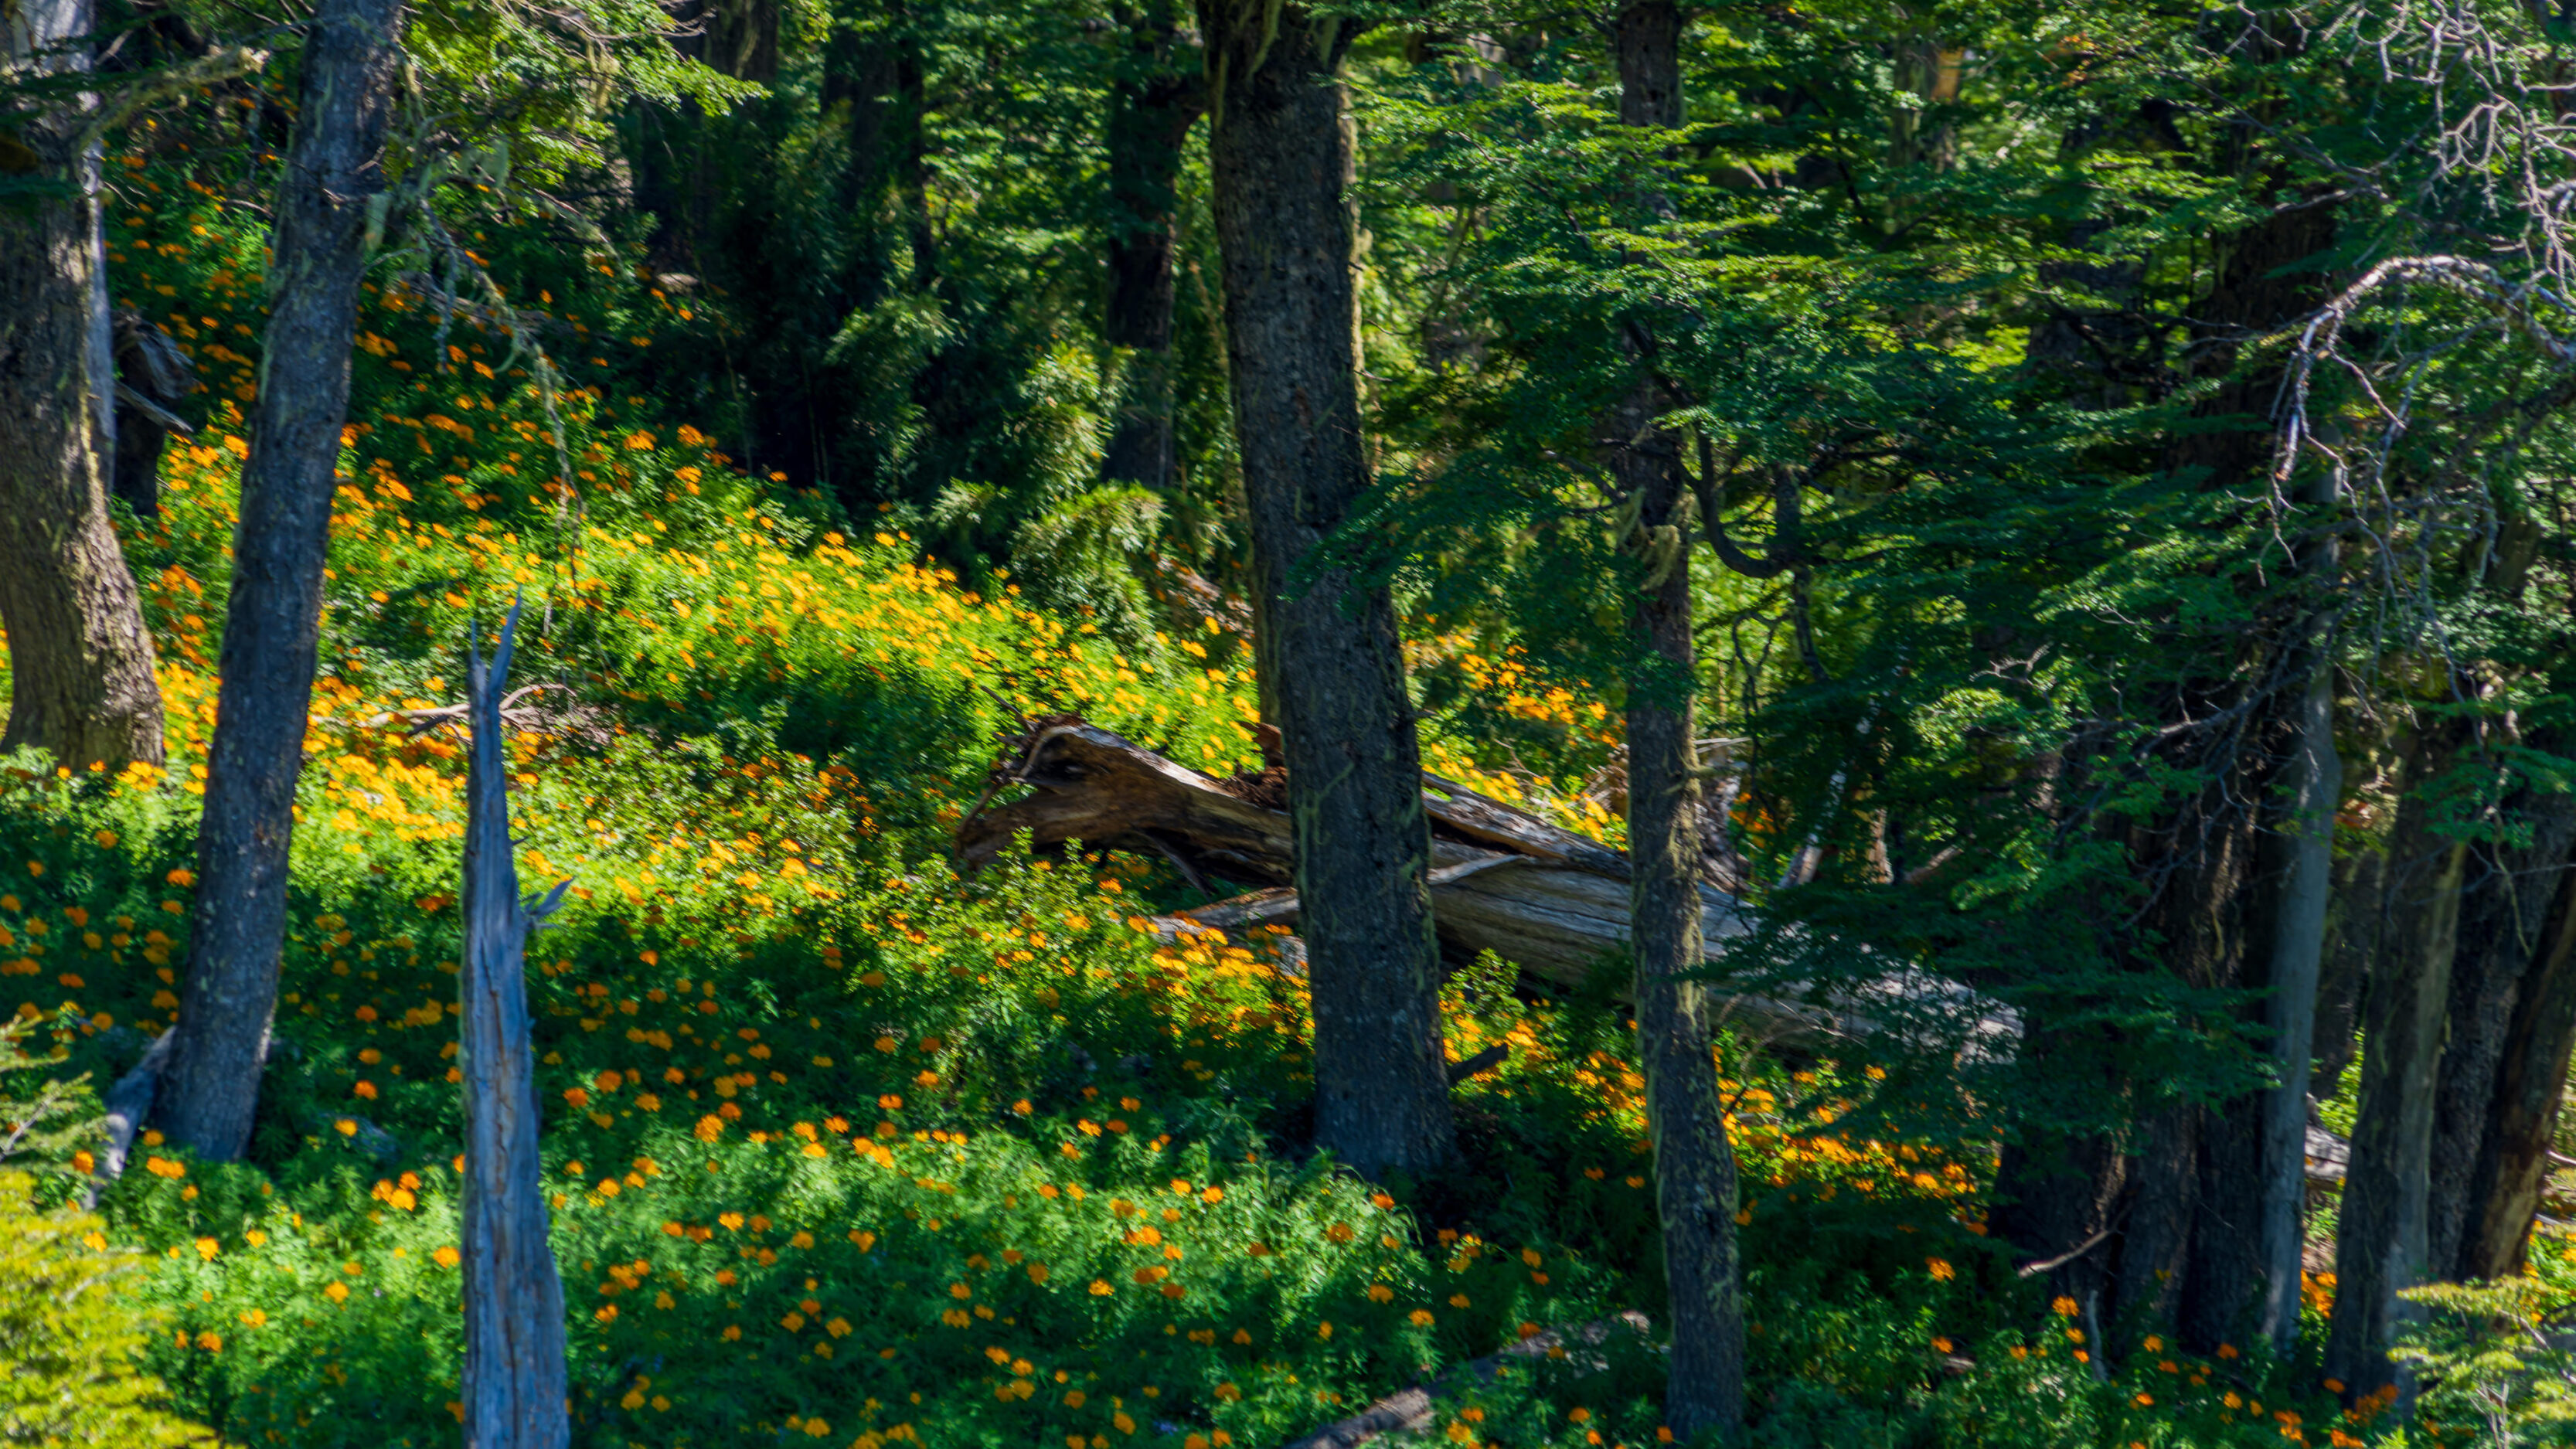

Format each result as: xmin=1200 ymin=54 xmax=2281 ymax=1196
xmin=965 ymin=722 xmax=2016 ymax=1053
xmin=459 ymin=601 xmax=571 ymax=1449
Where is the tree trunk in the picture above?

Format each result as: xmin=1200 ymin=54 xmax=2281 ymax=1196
xmin=159 ymin=0 xmax=406 ymax=1160
xmin=459 ymin=607 xmax=571 ymax=1449
xmin=2428 ymin=766 xmax=2576 ymax=1278
xmin=2325 ymin=721 xmax=2472 ymax=1402
xmin=1199 ymin=0 xmax=1452 ymax=1179
xmin=2096 ymin=189 xmax=2337 ymax=1353
xmin=1100 ymin=6 xmax=1202 ymax=494
xmin=2460 ymin=856 xmax=2576 ymax=1278
xmin=110 ymin=308 xmax=199 ymax=519
xmin=1607 ymin=2 xmax=1743 ymax=1432
xmin=0 ymin=0 xmax=166 ymax=771
xmin=2252 ymin=641 xmax=2339 ymax=1349
xmin=2313 ymin=842 xmax=2387 ymax=1100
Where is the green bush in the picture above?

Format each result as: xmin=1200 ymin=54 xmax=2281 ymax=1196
xmin=0 ymin=1171 xmax=206 ymax=1445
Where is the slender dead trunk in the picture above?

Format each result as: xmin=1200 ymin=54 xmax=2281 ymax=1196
xmin=0 ymin=0 xmax=166 ymax=770
xmin=1101 ymin=5 xmax=1203 ymax=494
xmin=2251 ymin=472 xmax=2344 ymax=1350
xmin=1607 ymin=2 xmax=1742 ymax=1432
xmin=459 ymin=606 xmax=571 ymax=1449
xmin=159 ymin=0 xmax=406 ymax=1159
xmin=1199 ymin=0 xmax=1452 ymax=1178
xmin=2253 ymin=653 xmax=2338 ymax=1345
xmin=2325 ymin=720 xmax=2472 ymax=1401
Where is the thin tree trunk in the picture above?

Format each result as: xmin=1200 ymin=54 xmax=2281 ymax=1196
xmin=1608 ymin=2 xmax=1741 ymax=1432
xmin=1100 ymin=5 xmax=1202 ymax=494
xmin=1199 ymin=0 xmax=1452 ymax=1178
xmin=0 ymin=0 xmax=165 ymax=771
xmin=2236 ymin=462 xmax=2348 ymax=1351
xmin=159 ymin=0 xmax=406 ymax=1159
xmin=459 ymin=606 xmax=571 ymax=1449
xmin=2254 ymin=636 xmax=2339 ymax=1348
xmin=2325 ymin=721 xmax=2472 ymax=1402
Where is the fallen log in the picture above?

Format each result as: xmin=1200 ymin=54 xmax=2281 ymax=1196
xmin=958 ymin=720 xmax=2016 ymax=1053
xmin=1278 ymin=1312 xmax=1652 ymax=1449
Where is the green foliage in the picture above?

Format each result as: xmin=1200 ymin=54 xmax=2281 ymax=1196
xmin=0 ymin=1172 xmax=207 ymax=1447
xmin=2395 ymin=1274 xmax=2576 ymax=1447
xmin=0 ymin=1024 xmax=204 ymax=1447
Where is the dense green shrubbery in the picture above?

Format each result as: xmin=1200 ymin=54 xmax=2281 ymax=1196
xmin=0 ymin=142 xmax=2443 ymax=1449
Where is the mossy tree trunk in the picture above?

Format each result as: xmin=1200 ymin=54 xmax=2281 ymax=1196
xmin=161 ymin=0 xmax=407 ymax=1160
xmin=1611 ymin=2 xmax=1744 ymax=1432
xmin=0 ymin=0 xmax=166 ymax=771
xmin=1197 ymin=0 xmax=1452 ymax=1179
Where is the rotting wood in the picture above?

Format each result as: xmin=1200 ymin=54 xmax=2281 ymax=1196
xmin=958 ymin=719 xmax=2016 ymax=1053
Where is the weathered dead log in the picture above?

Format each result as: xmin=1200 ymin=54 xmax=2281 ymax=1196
xmin=460 ymin=602 xmax=572 ymax=1449
xmin=958 ymin=720 xmax=2015 ymax=1053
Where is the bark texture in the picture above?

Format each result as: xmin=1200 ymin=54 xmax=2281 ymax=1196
xmin=1993 ymin=187 xmax=2336 ymax=1353
xmin=2460 ymin=859 xmax=2576 ymax=1278
xmin=2253 ymin=647 xmax=2338 ymax=1349
xmin=2326 ymin=723 xmax=2471 ymax=1401
xmin=458 ymin=607 xmax=572 ymax=1449
xmin=111 ymin=307 xmax=199 ymax=518
xmin=161 ymin=0 xmax=404 ymax=1158
xmin=2426 ymin=754 xmax=2576 ymax=1280
xmin=1607 ymin=2 xmax=1743 ymax=1432
xmin=1199 ymin=0 xmax=1452 ymax=1178
xmin=0 ymin=0 xmax=166 ymax=771
xmin=1100 ymin=3 xmax=1202 ymax=494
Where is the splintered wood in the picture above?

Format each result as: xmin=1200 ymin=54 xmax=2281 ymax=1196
xmin=459 ymin=602 xmax=572 ymax=1449
xmin=952 ymin=719 xmax=1889 ymax=1039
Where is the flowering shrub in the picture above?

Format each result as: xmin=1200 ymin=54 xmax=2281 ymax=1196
xmin=0 ymin=142 xmax=2419 ymax=1449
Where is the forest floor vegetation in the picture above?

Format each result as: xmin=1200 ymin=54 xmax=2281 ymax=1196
xmin=0 ymin=150 xmax=2530 ymax=1449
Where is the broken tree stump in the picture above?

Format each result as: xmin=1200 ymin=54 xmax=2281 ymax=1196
xmin=460 ymin=602 xmax=573 ymax=1449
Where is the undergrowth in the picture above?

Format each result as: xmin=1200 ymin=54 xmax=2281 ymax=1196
xmin=0 ymin=131 xmax=2439 ymax=1449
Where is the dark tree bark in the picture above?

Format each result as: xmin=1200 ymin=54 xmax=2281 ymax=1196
xmin=459 ymin=607 xmax=571 ymax=1449
xmin=2428 ymin=759 xmax=2576 ymax=1277
xmin=1608 ymin=2 xmax=1743 ymax=1433
xmin=0 ymin=0 xmax=166 ymax=771
xmin=2146 ymin=774 xmax=2258 ymax=1352
xmin=110 ymin=309 xmax=199 ymax=519
xmin=2460 ymin=859 xmax=2576 ymax=1278
xmin=2326 ymin=721 xmax=2472 ymax=1401
xmin=2313 ymin=842 xmax=2388 ymax=1098
xmin=2075 ymin=191 xmax=2336 ymax=1354
xmin=159 ymin=0 xmax=407 ymax=1160
xmin=1100 ymin=3 xmax=1203 ymax=494
xmin=1198 ymin=0 xmax=1452 ymax=1179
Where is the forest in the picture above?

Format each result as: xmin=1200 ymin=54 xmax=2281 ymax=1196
xmin=3 ymin=0 xmax=2575 ymax=1444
